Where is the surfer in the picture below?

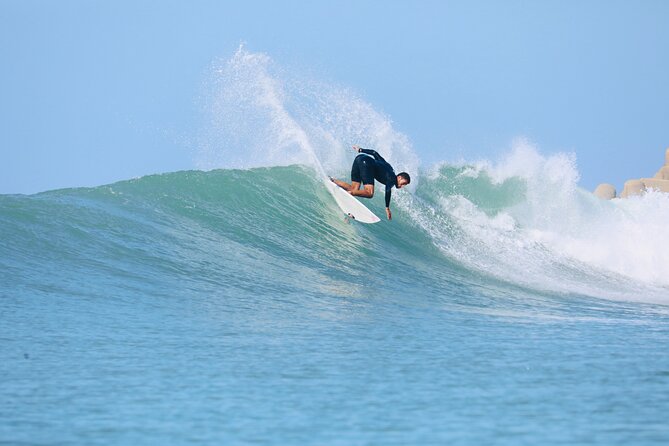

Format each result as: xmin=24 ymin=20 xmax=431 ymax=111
xmin=330 ymin=145 xmax=410 ymax=220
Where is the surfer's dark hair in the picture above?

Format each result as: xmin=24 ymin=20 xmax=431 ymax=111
xmin=398 ymin=172 xmax=411 ymax=184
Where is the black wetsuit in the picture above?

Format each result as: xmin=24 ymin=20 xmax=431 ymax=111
xmin=351 ymin=148 xmax=397 ymax=208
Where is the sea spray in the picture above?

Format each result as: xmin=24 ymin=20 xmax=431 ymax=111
xmin=197 ymin=46 xmax=419 ymax=181
xmin=407 ymin=140 xmax=669 ymax=299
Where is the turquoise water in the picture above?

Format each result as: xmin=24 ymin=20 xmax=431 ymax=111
xmin=2 ymin=166 xmax=669 ymax=445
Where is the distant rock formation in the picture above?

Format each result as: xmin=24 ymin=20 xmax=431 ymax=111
xmin=594 ymin=148 xmax=669 ymax=199
xmin=593 ymin=183 xmax=616 ymax=200
xmin=655 ymin=149 xmax=669 ymax=179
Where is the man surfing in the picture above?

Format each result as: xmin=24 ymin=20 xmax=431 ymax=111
xmin=330 ymin=145 xmax=411 ymax=220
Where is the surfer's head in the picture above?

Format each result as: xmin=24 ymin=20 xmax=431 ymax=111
xmin=396 ymin=172 xmax=411 ymax=189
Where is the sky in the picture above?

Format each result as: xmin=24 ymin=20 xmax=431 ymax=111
xmin=1 ymin=0 xmax=668 ymax=194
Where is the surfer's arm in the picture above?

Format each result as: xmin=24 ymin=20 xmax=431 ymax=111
xmin=385 ymin=186 xmax=392 ymax=220
xmin=353 ymin=145 xmax=386 ymax=162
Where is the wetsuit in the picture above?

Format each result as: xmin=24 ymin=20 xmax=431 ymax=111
xmin=351 ymin=148 xmax=397 ymax=208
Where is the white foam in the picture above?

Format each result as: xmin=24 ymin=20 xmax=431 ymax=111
xmin=410 ymin=140 xmax=669 ymax=303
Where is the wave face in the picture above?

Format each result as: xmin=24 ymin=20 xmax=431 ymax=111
xmin=0 ymin=167 xmax=489 ymax=312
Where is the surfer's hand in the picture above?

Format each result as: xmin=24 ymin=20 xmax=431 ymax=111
xmin=386 ymin=208 xmax=392 ymax=220
xmin=352 ymin=145 xmax=361 ymax=153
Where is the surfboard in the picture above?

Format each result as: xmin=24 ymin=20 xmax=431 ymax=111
xmin=324 ymin=177 xmax=381 ymax=224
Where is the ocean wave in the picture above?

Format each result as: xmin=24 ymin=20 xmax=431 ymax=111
xmin=2 ymin=163 xmax=668 ymax=307
xmin=3 ymin=47 xmax=668 ymax=307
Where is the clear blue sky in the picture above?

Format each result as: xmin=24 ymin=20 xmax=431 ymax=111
xmin=2 ymin=0 xmax=668 ymax=194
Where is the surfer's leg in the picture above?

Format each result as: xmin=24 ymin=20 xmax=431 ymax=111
xmin=330 ymin=155 xmax=365 ymax=191
xmin=331 ymin=178 xmax=354 ymax=190
xmin=332 ymin=179 xmax=361 ymax=192
xmin=350 ymin=156 xmax=375 ymax=198
xmin=351 ymin=155 xmax=364 ymax=184
xmin=350 ymin=184 xmax=374 ymax=198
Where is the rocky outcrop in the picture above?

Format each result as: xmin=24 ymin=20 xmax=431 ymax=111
xmin=595 ymin=148 xmax=669 ymax=199
xmin=620 ymin=179 xmax=645 ymax=199
xmin=593 ymin=183 xmax=616 ymax=200
xmin=654 ymin=159 xmax=669 ymax=180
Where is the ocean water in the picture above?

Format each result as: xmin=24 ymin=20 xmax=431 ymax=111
xmin=2 ymin=165 xmax=669 ymax=445
xmin=3 ymin=47 xmax=669 ymax=444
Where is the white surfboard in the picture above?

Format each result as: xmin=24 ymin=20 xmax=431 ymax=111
xmin=324 ymin=177 xmax=381 ymax=224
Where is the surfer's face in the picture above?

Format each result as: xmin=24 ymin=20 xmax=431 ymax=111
xmin=397 ymin=176 xmax=409 ymax=189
